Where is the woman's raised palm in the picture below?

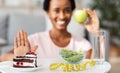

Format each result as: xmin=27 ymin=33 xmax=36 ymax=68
xmin=14 ymin=30 xmax=38 ymax=56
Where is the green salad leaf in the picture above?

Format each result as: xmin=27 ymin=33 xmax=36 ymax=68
xmin=60 ymin=49 xmax=84 ymax=64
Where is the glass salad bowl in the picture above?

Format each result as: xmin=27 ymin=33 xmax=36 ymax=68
xmin=60 ymin=49 xmax=86 ymax=64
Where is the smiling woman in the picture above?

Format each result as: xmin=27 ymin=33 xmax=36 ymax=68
xmin=0 ymin=0 xmax=100 ymax=62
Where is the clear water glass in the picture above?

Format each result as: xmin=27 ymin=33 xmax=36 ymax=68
xmin=90 ymin=30 xmax=107 ymax=65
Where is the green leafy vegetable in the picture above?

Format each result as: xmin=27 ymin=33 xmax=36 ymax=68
xmin=60 ymin=49 xmax=84 ymax=64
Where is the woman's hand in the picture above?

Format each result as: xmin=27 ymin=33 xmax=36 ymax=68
xmin=80 ymin=9 xmax=100 ymax=34
xmin=14 ymin=30 xmax=38 ymax=56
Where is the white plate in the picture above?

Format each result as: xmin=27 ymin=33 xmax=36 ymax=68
xmin=11 ymin=65 xmax=43 ymax=72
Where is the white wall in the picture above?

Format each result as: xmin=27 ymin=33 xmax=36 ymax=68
xmin=3 ymin=0 xmax=43 ymax=6
xmin=5 ymin=0 xmax=21 ymax=6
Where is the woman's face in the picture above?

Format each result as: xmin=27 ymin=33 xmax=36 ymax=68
xmin=47 ymin=0 xmax=72 ymax=30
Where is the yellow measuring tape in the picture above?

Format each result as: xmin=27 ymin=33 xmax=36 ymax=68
xmin=49 ymin=60 xmax=96 ymax=72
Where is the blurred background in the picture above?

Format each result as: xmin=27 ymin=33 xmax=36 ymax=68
xmin=0 ymin=0 xmax=119 ymax=73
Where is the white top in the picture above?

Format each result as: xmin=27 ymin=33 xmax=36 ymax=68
xmin=28 ymin=31 xmax=91 ymax=58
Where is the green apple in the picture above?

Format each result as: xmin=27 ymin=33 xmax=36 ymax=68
xmin=73 ymin=10 xmax=88 ymax=23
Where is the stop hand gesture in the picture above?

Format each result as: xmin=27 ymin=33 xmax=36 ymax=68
xmin=14 ymin=30 xmax=38 ymax=56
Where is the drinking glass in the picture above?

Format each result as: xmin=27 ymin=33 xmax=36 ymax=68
xmin=90 ymin=30 xmax=107 ymax=65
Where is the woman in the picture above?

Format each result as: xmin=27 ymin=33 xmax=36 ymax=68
xmin=0 ymin=0 xmax=99 ymax=61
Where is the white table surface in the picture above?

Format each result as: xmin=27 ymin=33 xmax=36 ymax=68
xmin=0 ymin=58 xmax=111 ymax=73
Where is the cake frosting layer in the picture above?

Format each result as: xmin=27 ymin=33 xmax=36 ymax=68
xmin=13 ymin=65 xmax=34 ymax=68
xmin=13 ymin=59 xmax=34 ymax=63
xmin=13 ymin=62 xmax=35 ymax=67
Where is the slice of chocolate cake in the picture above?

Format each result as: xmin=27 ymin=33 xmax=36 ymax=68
xmin=13 ymin=52 xmax=37 ymax=68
